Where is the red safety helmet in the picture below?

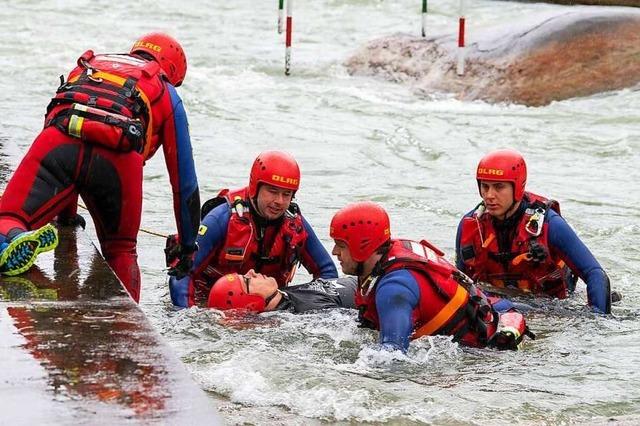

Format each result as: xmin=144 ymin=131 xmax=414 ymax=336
xmin=207 ymin=273 xmax=266 ymax=313
xmin=131 ymin=32 xmax=187 ymax=87
xmin=476 ymin=149 xmax=527 ymax=201
xmin=330 ymin=202 xmax=391 ymax=262
xmin=248 ymin=151 xmax=300 ymax=198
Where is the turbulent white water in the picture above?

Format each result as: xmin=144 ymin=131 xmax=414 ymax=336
xmin=2 ymin=0 xmax=640 ymax=424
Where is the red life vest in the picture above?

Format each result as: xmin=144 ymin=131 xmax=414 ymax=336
xmin=355 ymin=239 xmax=498 ymax=348
xmin=45 ymin=50 xmax=168 ymax=160
xmin=199 ymin=187 xmax=308 ymax=289
xmin=458 ymin=191 xmax=571 ymax=298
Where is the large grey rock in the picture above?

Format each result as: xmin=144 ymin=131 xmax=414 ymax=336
xmin=346 ymin=9 xmax=640 ymax=106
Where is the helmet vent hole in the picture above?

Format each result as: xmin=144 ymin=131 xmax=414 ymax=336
xmin=228 ymin=291 xmax=234 ymax=296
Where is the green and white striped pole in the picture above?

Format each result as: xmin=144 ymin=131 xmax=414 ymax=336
xmin=278 ymin=0 xmax=284 ymax=34
xmin=285 ymin=0 xmax=293 ymax=75
xmin=421 ymin=0 xmax=427 ymax=37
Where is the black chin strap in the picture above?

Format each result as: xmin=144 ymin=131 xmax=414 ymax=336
xmin=264 ymin=289 xmax=280 ymax=306
xmin=357 ymin=244 xmax=391 ymax=288
xmin=250 ymin=196 xmax=263 ymax=218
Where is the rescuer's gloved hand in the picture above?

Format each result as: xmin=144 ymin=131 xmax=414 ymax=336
xmin=165 ymin=234 xmax=196 ymax=279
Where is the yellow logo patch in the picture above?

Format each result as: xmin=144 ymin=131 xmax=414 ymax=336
xmin=477 ymin=167 xmax=504 ymax=176
xmin=271 ymin=174 xmax=298 ymax=186
xmin=133 ymin=41 xmax=162 ymax=52
xmin=198 ymin=224 xmax=208 ymax=235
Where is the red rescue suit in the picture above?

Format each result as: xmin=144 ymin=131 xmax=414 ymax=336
xmin=356 ymin=239 xmax=498 ymax=348
xmin=199 ymin=187 xmax=308 ymax=289
xmin=0 ymin=51 xmax=199 ymax=302
xmin=458 ymin=192 xmax=571 ymax=298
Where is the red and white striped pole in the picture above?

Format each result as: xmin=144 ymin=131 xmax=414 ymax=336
xmin=285 ymin=0 xmax=293 ymax=75
xmin=278 ymin=0 xmax=284 ymax=34
xmin=456 ymin=0 xmax=466 ymax=76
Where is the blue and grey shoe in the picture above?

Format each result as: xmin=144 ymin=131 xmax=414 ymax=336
xmin=0 ymin=224 xmax=59 ymax=276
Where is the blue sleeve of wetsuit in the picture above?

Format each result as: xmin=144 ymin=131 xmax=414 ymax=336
xmin=192 ymin=203 xmax=230 ymax=268
xmin=547 ymin=210 xmax=611 ymax=314
xmin=455 ymin=215 xmax=467 ymax=272
xmin=164 ymin=85 xmax=200 ymax=249
xmin=169 ymin=275 xmax=190 ymax=308
xmin=299 ymin=216 xmax=338 ymax=279
xmin=375 ymin=270 xmax=420 ymax=353
xmin=490 ymin=297 xmax=515 ymax=313
xmin=169 ymin=203 xmax=230 ymax=308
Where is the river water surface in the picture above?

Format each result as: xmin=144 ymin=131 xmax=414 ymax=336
xmin=1 ymin=0 xmax=639 ymax=424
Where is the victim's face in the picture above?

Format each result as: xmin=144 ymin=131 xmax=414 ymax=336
xmin=243 ymin=269 xmax=278 ymax=297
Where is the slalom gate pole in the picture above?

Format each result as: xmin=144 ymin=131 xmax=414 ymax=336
xmin=278 ymin=0 xmax=284 ymax=34
xmin=421 ymin=0 xmax=428 ymax=37
xmin=285 ymin=0 xmax=293 ymax=75
xmin=456 ymin=0 xmax=466 ymax=76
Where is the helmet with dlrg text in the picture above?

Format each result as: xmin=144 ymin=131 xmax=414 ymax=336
xmin=130 ymin=32 xmax=187 ymax=87
xmin=248 ymin=151 xmax=301 ymax=198
xmin=329 ymin=202 xmax=391 ymax=262
xmin=476 ymin=149 xmax=527 ymax=201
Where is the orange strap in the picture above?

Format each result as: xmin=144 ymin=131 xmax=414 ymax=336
xmin=224 ymin=254 xmax=244 ymax=262
xmin=511 ymin=253 xmax=530 ymax=266
xmin=482 ymin=233 xmax=495 ymax=249
xmin=413 ymin=285 xmax=468 ymax=339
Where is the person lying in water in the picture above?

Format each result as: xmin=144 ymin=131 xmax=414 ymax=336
xmin=207 ymin=270 xmax=357 ymax=314
xmin=208 ymin=266 xmax=533 ymax=352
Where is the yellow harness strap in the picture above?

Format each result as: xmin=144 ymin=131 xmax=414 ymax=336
xmin=68 ymin=114 xmax=84 ymax=138
xmin=413 ymin=284 xmax=468 ymax=339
